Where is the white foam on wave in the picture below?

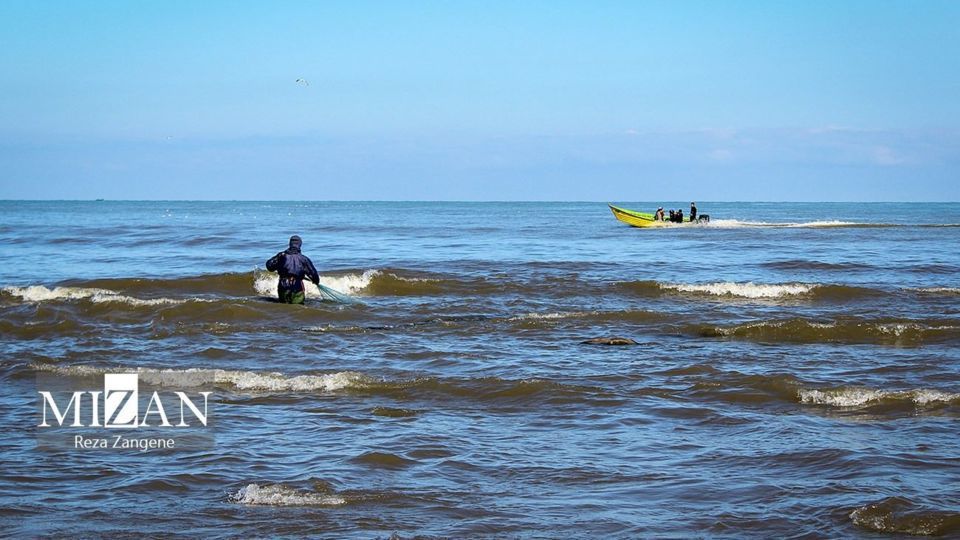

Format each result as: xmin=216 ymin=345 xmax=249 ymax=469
xmin=319 ymin=269 xmax=380 ymax=294
xmin=231 ymin=484 xmax=346 ymax=506
xmin=876 ymin=323 xmax=915 ymax=337
xmin=661 ymin=282 xmax=817 ymax=298
xmin=254 ymin=269 xmax=379 ymax=298
xmin=507 ymin=311 xmax=593 ymax=321
xmin=849 ymin=504 xmax=934 ymax=536
xmin=33 ymin=364 xmax=370 ymax=392
xmin=913 ymin=287 xmax=960 ymax=295
xmin=875 ymin=323 xmax=959 ymax=336
xmin=799 ymin=387 xmax=960 ymax=407
xmin=1 ymin=285 xmax=188 ymax=306
xmin=703 ymin=321 xmax=759 ymax=336
xmin=384 ymin=273 xmax=441 ymax=283
xmin=209 ymin=369 xmax=368 ymax=392
xmin=706 ymin=320 xmax=836 ymax=336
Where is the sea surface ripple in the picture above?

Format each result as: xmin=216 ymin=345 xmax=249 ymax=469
xmin=1 ymin=201 xmax=959 ymax=538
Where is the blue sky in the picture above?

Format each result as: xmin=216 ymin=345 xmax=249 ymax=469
xmin=1 ymin=0 xmax=958 ymax=200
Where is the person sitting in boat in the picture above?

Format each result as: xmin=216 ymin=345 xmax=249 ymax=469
xmin=668 ymin=209 xmax=676 ymax=222
xmin=677 ymin=209 xmax=684 ymax=223
xmin=654 ymin=207 xmax=665 ymax=221
xmin=265 ymin=235 xmax=320 ymax=305
xmin=690 ymin=202 xmax=698 ymax=222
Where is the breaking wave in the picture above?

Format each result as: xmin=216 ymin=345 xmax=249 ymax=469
xmin=253 ymin=268 xmax=469 ymax=298
xmin=33 ymin=364 xmax=371 ymax=392
xmin=687 ymin=318 xmax=960 ymax=345
xmin=686 ymin=371 xmax=960 ymax=412
xmin=913 ymin=286 xmax=960 ymax=296
xmin=35 ymin=363 xmax=958 ymax=412
xmin=10 ymin=271 xmax=950 ymax=307
xmin=1 ymin=269 xmax=457 ymax=307
xmin=662 ymin=282 xmax=816 ymax=298
xmin=799 ymin=387 xmax=960 ymax=408
xmin=850 ymin=497 xmax=960 ymax=536
xmin=28 ymin=364 xmax=611 ymax=404
xmin=231 ymin=483 xmax=346 ymax=506
xmin=623 ymin=280 xmax=881 ymax=300
xmin=507 ymin=311 xmax=594 ymax=321
xmin=1 ymin=285 xmax=190 ymax=306
xmin=253 ymin=269 xmax=376 ymax=299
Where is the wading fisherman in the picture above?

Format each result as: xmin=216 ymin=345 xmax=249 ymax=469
xmin=265 ymin=235 xmax=320 ymax=304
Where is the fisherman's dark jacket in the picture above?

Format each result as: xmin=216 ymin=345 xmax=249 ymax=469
xmin=266 ymin=241 xmax=320 ymax=294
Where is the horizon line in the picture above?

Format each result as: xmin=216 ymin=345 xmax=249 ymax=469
xmin=1 ymin=199 xmax=957 ymax=204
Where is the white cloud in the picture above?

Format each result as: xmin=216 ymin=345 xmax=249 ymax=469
xmin=872 ymin=146 xmax=904 ymax=166
xmin=708 ymin=149 xmax=734 ymax=161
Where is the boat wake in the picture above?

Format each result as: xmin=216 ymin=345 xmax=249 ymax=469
xmin=706 ymin=219 xmax=879 ymax=228
xmin=701 ymin=220 xmax=960 ymax=229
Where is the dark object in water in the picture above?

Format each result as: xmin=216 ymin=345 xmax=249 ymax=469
xmin=266 ymin=235 xmax=320 ymax=305
xmin=581 ymin=336 xmax=638 ymax=346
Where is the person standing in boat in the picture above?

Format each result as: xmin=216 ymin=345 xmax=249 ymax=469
xmin=690 ymin=202 xmax=698 ymax=222
xmin=265 ymin=235 xmax=321 ymax=305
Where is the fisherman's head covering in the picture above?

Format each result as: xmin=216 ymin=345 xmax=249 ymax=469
xmin=287 ymin=235 xmax=302 ymax=253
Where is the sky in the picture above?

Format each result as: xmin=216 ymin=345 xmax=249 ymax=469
xmin=0 ymin=0 xmax=958 ymax=201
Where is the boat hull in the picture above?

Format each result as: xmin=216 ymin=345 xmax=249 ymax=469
xmin=608 ymin=204 xmax=673 ymax=228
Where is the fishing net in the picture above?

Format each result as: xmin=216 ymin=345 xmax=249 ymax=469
xmin=314 ymin=283 xmax=361 ymax=304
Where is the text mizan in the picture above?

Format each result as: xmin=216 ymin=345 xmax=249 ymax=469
xmin=38 ymin=374 xmax=210 ymax=428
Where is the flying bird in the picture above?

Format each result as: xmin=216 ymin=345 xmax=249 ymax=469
xmin=295 ymin=78 xmax=309 ymax=86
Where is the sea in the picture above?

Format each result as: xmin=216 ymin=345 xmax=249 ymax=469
xmin=1 ymin=201 xmax=959 ymax=538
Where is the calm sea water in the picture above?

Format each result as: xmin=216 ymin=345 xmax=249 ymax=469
xmin=1 ymin=201 xmax=959 ymax=538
